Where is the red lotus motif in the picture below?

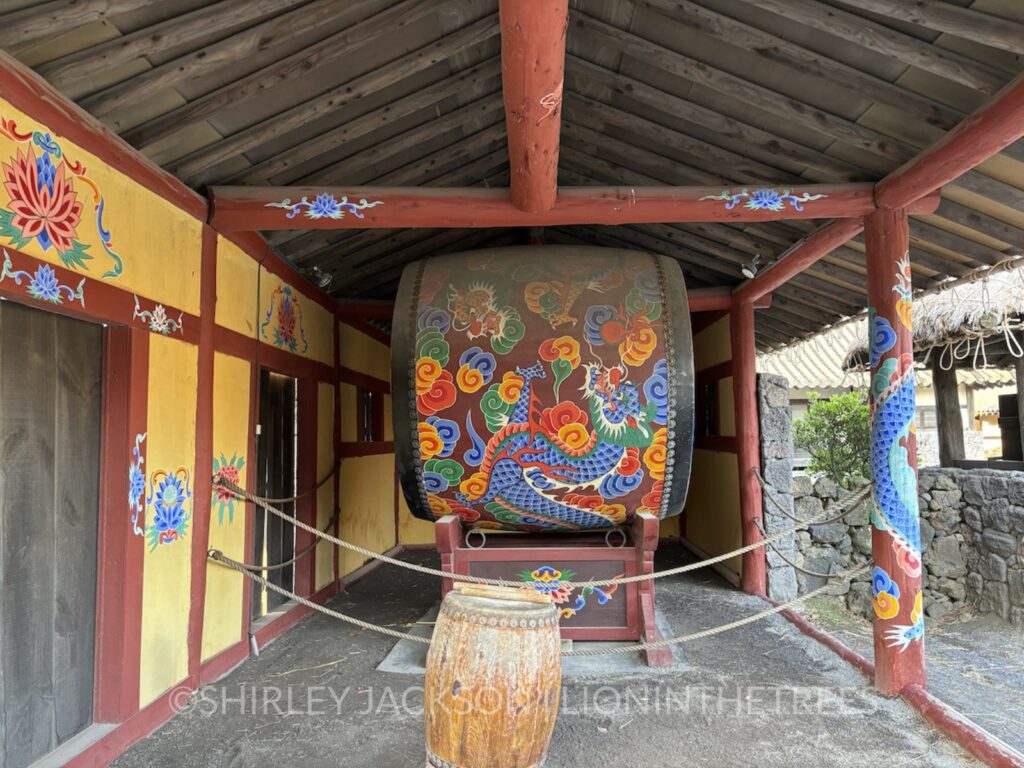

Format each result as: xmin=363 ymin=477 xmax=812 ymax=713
xmin=278 ymin=293 xmax=296 ymax=344
xmin=213 ymin=464 xmax=241 ymax=503
xmin=2 ymin=147 xmax=82 ymax=253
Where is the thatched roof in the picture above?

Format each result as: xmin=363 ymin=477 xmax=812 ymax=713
xmin=843 ymin=257 xmax=1024 ymax=372
xmin=758 ymin=258 xmax=1024 ymax=389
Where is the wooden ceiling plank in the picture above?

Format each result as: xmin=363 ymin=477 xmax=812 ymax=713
xmin=294 ymin=95 xmax=506 ymax=187
xmin=565 ymin=55 xmax=871 ymax=180
xmin=36 ymin=0 xmax=305 ymax=98
xmin=839 ymin=0 xmax=1024 ymax=57
xmin=172 ymin=56 xmax=503 ymax=184
xmin=637 ymin=0 xmax=961 ymax=130
xmin=80 ymin=0 xmax=407 ymax=119
xmin=123 ymin=11 xmax=498 ymax=151
xmin=0 ymin=0 xmax=157 ymax=49
xmin=499 ymin=0 xmax=568 ymax=212
xmin=735 ymin=0 xmax=1009 ymax=94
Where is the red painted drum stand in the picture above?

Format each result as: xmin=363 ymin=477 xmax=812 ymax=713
xmin=435 ymin=512 xmax=673 ymax=667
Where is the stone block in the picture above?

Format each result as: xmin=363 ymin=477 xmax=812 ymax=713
xmin=982 ymin=474 xmax=1010 ymax=499
xmin=767 ymin=566 xmax=797 ymax=602
xmin=792 ymin=474 xmax=814 ymax=498
xmin=980 ymin=553 xmax=1007 ymax=583
xmin=925 ymin=535 xmax=966 ymax=578
xmin=937 ymin=578 xmax=966 ymax=602
xmin=962 ymin=475 xmax=985 ymax=506
xmin=963 ymin=507 xmax=982 ymax=532
xmin=796 ymin=547 xmax=839 ymax=593
xmin=762 ymin=459 xmax=792 ymax=491
xmin=925 ymin=597 xmax=952 ymax=620
xmin=982 ymin=529 xmax=1017 ymax=558
xmin=814 ymin=476 xmax=839 ymax=499
xmin=918 ymin=471 xmax=936 ymax=493
xmin=966 ymin=573 xmax=983 ymax=602
xmin=850 ymin=526 xmax=872 ymax=555
xmin=932 ymin=471 xmax=961 ymax=491
xmin=1009 ymin=570 xmax=1024 ymax=607
xmin=809 ymin=522 xmax=847 ymax=544
xmin=980 ymin=498 xmax=1011 ymax=533
xmin=929 ymin=505 xmax=961 ymax=534
xmin=795 ymin=495 xmax=823 ymax=521
xmin=1012 ymin=607 xmax=1024 ymax=627
xmin=846 ymin=582 xmax=872 ymax=619
xmin=929 ymin=489 xmax=962 ymax=510
xmin=920 ymin=518 xmax=935 ymax=553
xmin=1009 ymin=506 xmax=1024 ymax=536
xmin=982 ymin=581 xmax=1010 ymax=620
xmin=1008 ymin=478 xmax=1024 ymax=507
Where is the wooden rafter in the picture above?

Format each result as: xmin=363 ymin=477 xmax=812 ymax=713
xmin=499 ymin=0 xmax=568 ymax=212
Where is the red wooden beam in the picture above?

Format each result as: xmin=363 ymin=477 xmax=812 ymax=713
xmin=500 ymin=0 xmax=568 ymax=213
xmin=335 ymin=299 xmax=395 ymax=321
xmin=688 ymin=287 xmax=771 ymax=312
xmin=876 ymin=71 xmax=1024 ymax=210
xmin=209 ymin=184 xmax=881 ymax=231
xmin=730 ymin=299 xmax=765 ymax=596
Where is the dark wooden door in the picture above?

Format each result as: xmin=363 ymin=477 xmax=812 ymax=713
xmin=0 ymin=301 xmax=103 ymax=768
xmin=253 ymin=370 xmax=297 ymax=617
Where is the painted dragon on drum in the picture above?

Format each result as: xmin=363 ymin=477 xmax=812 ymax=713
xmin=402 ymin=248 xmax=688 ymax=532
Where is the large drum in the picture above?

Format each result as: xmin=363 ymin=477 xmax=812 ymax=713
xmin=392 ymin=246 xmax=694 ymax=532
xmin=424 ymin=584 xmax=561 ymax=768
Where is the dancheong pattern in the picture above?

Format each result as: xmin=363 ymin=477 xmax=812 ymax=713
xmin=409 ymin=250 xmax=675 ymax=532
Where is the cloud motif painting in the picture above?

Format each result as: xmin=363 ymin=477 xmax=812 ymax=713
xmin=395 ymin=247 xmax=693 ymax=532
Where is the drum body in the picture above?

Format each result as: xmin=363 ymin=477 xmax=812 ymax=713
xmin=392 ymin=245 xmax=694 ymax=532
xmin=424 ymin=585 xmax=561 ymax=768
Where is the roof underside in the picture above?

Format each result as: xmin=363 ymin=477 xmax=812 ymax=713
xmin=2 ymin=0 xmax=1023 ymax=349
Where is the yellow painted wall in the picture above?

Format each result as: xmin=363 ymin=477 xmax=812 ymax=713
xmin=683 ymin=314 xmax=742 ymax=580
xmin=339 ymin=323 xmax=390 ymax=380
xmin=316 ymin=382 xmax=335 ymax=591
xmin=398 ymin=488 xmax=436 ymax=546
xmin=201 ymin=352 xmax=250 ymax=662
xmin=338 ymin=454 xmax=398 ymax=576
xmin=140 ymin=335 xmax=198 ymax=705
xmin=0 ymin=101 xmax=202 ymax=314
xmin=215 ymin=236 xmax=259 ymax=338
xmin=340 ymin=382 xmax=357 ymax=442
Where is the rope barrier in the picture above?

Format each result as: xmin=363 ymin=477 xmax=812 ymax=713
xmin=231 ymin=509 xmax=340 ymax=573
xmin=225 ymin=460 xmax=338 ymax=505
xmin=214 ymin=476 xmax=849 ymax=589
xmin=208 ymin=548 xmax=869 ymax=656
xmin=754 ymin=470 xmax=872 ymax=527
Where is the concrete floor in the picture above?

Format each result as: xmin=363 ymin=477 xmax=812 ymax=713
xmin=114 ymin=547 xmax=981 ymax=768
xmin=802 ymin=595 xmax=1024 ymax=756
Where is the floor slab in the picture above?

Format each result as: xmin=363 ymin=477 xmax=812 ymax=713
xmin=112 ymin=547 xmax=982 ymax=768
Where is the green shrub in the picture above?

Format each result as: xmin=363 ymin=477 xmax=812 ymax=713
xmin=793 ymin=391 xmax=871 ymax=487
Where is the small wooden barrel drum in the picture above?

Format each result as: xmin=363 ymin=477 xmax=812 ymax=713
xmin=392 ymin=245 xmax=694 ymax=533
xmin=424 ymin=584 xmax=561 ymax=768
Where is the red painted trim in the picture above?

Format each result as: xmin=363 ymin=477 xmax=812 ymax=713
xmin=338 ymin=365 xmax=390 ymax=393
xmin=500 ymin=0 xmax=568 ymax=212
xmin=336 ymin=300 xmax=395 ymax=321
xmin=694 ymin=435 xmax=737 ymax=453
xmin=877 ymin=72 xmax=1024 ymax=211
xmin=208 ymin=184 xmax=882 ymax=231
xmin=346 ymin=318 xmax=391 ymax=347
xmin=240 ymin=362 xmax=258 ymax=644
xmin=197 ymin=639 xmax=248 ymax=686
xmin=688 ymin=287 xmax=771 ymax=312
xmin=865 ymin=208 xmax=926 ymax=696
xmin=333 ymin=320 xmax=342 ymax=586
xmin=0 ymin=247 xmax=201 ymax=344
xmin=774 ymin=604 xmax=875 ymax=679
xmin=773 ymin=604 xmax=1024 ymax=768
xmin=730 ymin=300 xmax=766 ymax=596
xmin=690 ymin=309 xmax=728 ymax=335
xmin=0 ymin=50 xmax=206 ymax=220
xmin=695 ymin=359 xmax=733 ymax=384
xmin=186 ymin=227 xmax=217 ymax=686
xmin=93 ymin=327 xmax=147 ymax=723
xmin=213 ymin=324 xmax=334 ymax=382
xmin=902 ymin=685 xmax=1024 ymax=768
xmin=339 ymin=441 xmax=395 ymax=458
xmin=252 ymin=582 xmax=339 ymax=648
xmin=295 ymin=378 xmax=318 ymax=597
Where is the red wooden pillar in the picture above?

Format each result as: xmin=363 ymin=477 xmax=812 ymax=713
xmin=730 ymin=299 xmax=766 ymax=595
xmin=499 ymin=0 xmax=568 ymax=212
xmin=864 ymin=208 xmax=926 ymax=695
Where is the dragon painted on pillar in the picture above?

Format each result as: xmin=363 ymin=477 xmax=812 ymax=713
xmin=395 ymin=247 xmax=693 ymax=533
xmin=869 ymin=254 xmax=924 ymax=652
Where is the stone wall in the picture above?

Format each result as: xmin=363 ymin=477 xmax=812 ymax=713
xmin=757 ymin=373 xmax=1024 ymax=626
xmin=786 ymin=468 xmax=1024 ymax=626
